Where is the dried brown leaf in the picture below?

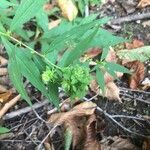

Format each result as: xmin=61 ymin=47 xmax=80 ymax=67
xmin=142 ymin=137 xmax=150 ymax=150
xmin=0 ymin=56 xmax=8 ymax=66
xmin=43 ymin=3 xmax=53 ymax=11
xmin=124 ymin=60 xmax=145 ymax=89
xmin=137 ymin=0 xmax=150 ymax=8
xmin=48 ymin=19 xmax=61 ymax=30
xmin=83 ymin=114 xmax=101 ymax=150
xmin=85 ymin=48 xmax=102 ymax=59
xmin=48 ymin=101 xmax=99 ymax=150
xmin=0 ymin=68 xmax=7 ymax=76
xmin=0 ymin=85 xmax=7 ymax=93
xmin=125 ymin=39 xmax=144 ymax=49
xmin=57 ymin=0 xmax=78 ymax=21
xmin=104 ymin=82 xmax=122 ymax=103
xmin=101 ymin=136 xmax=139 ymax=150
xmin=0 ymin=90 xmax=13 ymax=104
xmin=106 ymin=47 xmax=117 ymax=62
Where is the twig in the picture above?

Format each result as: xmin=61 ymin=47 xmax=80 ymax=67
xmin=111 ymin=115 xmax=146 ymax=121
xmin=121 ymin=93 xmax=150 ymax=104
xmin=83 ymin=93 xmax=99 ymax=101
xmin=0 ymin=139 xmax=41 ymax=144
xmin=37 ymin=124 xmax=59 ymax=150
xmin=111 ymin=12 xmax=150 ymax=24
xmin=96 ymin=106 xmax=147 ymax=138
xmin=120 ymin=87 xmax=150 ymax=95
xmin=0 ymin=94 xmax=21 ymax=118
xmin=3 ymin=100 xmax=49 ymax=120
xmin=32 ymin=108 xmax=49 ymax=124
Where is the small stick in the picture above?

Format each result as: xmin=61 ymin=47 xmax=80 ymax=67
xmin=121 ymin=93 xmax=150 ymax=104
xmin=3 ymin=100 xmax=49 ymax=120
xmin=111 ymin=12 xmax=150 ymax=24
xmin=120 ymin=87 xmax=150 ymax=95
xmin=37 ymin=124 xmax=59 ymax=150
xmin=96 ymin=106 xmax=147 ymax=138
xmin=0 ymin=95 xmax=21 ymax=118
xmin=111 ymin=115 xmax=146 ymax=121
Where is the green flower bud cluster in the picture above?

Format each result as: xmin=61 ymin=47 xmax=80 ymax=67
xmin=62 ymin=65 xmax=91 ymax=99
xmin=42 ymin=67 xmax=57 ymax=84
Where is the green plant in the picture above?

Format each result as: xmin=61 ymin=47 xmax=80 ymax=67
xmin=0 ymin=0 xmax=130 ymax=107
xmin=74 ymin=0 xmax=102 ymax=16
xmin=0 ymin=126 xmax=10 ymax=134
xmin=117 ymin=46 xmax=150 ymax=62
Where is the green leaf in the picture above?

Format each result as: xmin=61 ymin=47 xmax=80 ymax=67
xmin=78 ymin=0 xmax=85 ymax=16
xmin=0 ymin=0 xmax=16 ymax=9
xmin=96 ymin=68 xmax=105 ymax=94
xmin=105 ymin=62 xmax=131 ymax=74
xmin=48 ymin=83 xmax=59 ymax=108
xmin=44 ymin=18 xmax=109 ymax=54
xmin=33 ymin=55 xmax=46 ymax=72
xmin=89 ymin=28 xmax=126 ymax=51
xmin=1 ymin=38 xmax=59 ymax=107
xmin=0 ymin=21 xmax=6 ymax=32
xmin=10 ymin=0 xmax=46 ymax=31
xmin=36 ymin=8 xmax=49 ymax=31
xmin=60 ymin=27 xmax=98 ymax=67
xmin=64 ymin=128 xmax=72 ymax=150
xmin=2 ymin=37 xmax=32 ymax=105
xmin=0 ymin=126 xmax=10 ymax=134
xmin=17 ymin=51 xmax=59 ymax=107
xmin=117 ymin=46 xmax=150 ymax=62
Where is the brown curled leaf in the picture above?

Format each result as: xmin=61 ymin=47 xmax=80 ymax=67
xmin=125 ymin=39 xmax=144 ymax=49
xmin=124 ymin=60 xmax=145 ymax=89
xmin=137 ymin=0 xmax=150 ymax=8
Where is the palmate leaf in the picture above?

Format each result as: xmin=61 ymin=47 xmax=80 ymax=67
xmin=117 ymin=46 xmax=150 ymax=62
xmin=0 ymin=126 xmax=10 ymax=134
xmin=2 ymin=37 xmax=32 ymax=105
xmin=10 ymin=0 xmax=46 ymax=31
xmin=60 ymin=27 xmax=98 ymax=67
xmin=1 ymin=38 xmax=59 ymax=107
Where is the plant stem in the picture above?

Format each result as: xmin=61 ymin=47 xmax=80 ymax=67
xmin=0 ymin=31 xmax=61 ymax=70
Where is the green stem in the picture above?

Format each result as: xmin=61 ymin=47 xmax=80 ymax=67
xmin=0 ymin=31 xmax=61 ymax=70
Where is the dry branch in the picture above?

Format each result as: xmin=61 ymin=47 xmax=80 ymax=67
xmin=111 ymin=12 xmax=150 ymax=24
xmin=3 ymin=100 xmax=49 ymax=120
xmin=96 ymin=106 xmax=147 ymax=138
xmin=0 ymin=94 xmax=21 ymax=118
